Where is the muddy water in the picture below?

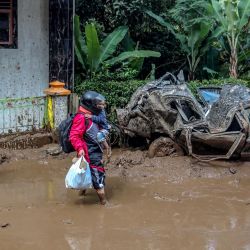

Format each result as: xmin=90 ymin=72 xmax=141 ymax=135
xmin=1 ymin=158 xmax=250 ymax=250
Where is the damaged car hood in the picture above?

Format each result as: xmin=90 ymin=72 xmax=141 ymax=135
xmin=116 ymin=73 xmax=250 ymax=161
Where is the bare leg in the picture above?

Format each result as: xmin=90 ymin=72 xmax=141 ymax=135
xmin=96 ymin=188 xmax=107 ymax=205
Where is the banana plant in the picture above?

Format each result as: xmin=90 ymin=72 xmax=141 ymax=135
xmin=238 ymin=36 xmax=250 ymax=77
xmin=211 ymin=0 xmax=250 ymax=78
xmin=74 ymin=15 xmax=161 ymax=78
xmin=146 ymin=7 xmax=213 ymax=80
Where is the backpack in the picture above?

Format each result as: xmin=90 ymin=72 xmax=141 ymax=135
xmin=58 ymin=112 xmax=88 ymax=153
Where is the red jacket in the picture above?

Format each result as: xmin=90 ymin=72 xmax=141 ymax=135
xmin=69 ymin=106 xmax=92 ymax=162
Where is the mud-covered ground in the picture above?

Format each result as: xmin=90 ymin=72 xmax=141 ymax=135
xmin=1 ymin=144 xmax=250 ymax=249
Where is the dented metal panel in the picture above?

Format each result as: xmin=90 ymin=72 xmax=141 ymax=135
xmin=117 ymin=72 xmax=250 ymax=160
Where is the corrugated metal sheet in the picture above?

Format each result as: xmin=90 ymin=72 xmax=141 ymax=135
xmin=0 ymin=97 xmax=45 ymax=134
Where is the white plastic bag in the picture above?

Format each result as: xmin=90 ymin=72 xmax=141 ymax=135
xmin=65 ymin=156 xmax=92 ymax=189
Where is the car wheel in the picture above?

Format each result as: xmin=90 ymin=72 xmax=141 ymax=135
xmin=148 ymin=137 xmax=184 ymax=158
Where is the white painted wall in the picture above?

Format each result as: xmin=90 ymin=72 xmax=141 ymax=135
xmin=0 ymin=0 xmax=49 ymax=134
xmin=0 ymin=0 xmax=49 ymax=99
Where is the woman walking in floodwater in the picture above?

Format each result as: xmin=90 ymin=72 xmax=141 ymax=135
xmin=69 ymin=91 xmax=109 ymax=205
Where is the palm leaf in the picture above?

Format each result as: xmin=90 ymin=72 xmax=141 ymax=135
xmin=145 ymin=10 xmax=176 ymax=34
xmin=203 ymin=67 xmax=219 ymax=75
xmin=188 ymin=23 xmax=209 ymax=50
xmin=106 ymin=50 xmax=161 ymax=65
xmin=122 ymin=33 xmax=136 ymax=51
xmin=74 ymin=15 xmax=87 ymax=70
xmin=238 ymin=49 xmax=250 ymax=62
xmin=129 ymin=58 xmax=145 ymax=72
xmin=238 ymin=0 xmax=250 ymax=30
xmin=99 ymin=26 xmax=128 ymax=66
xmin=210 ymin=26 xmax=224 ymax=39
xmin=85 ymin=23 xmax=101 ymax=73
xmin=211 ymin=0 xmax=227 ymax=30
xmin=224 ymin=0 xmax=239 ymax=32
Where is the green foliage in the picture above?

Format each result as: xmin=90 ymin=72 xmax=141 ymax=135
xmin=74 ymin=0 xmax=249 ymax=81
xmin=237 ymin=31 xmax=250 ymax=78
xmin=92 ymin=65 xmax=139 ymax=82
xmin=105 ymin=50 xmax=161 ymax=65
xmin=75 ymin=76 xmax=145 ymax=122
xmin=169 ymin=0 xmax=213 ymax=27
xmin=76 ymin=0 xmax=175 ymax=35
xmin=188 ymin=78 xmax=250 ymax=96
xmin=75 ymin=0 xmax=105 ymax=25
xmin=211 ymin=0 xmax=250 ymax=78
xmin=74 ymin=15 xmax=161 ymax=79
xmin=102 ymin=0 xmax=175 ymax=35
xmin=75 ymin=0 xmax=180 ymax=78
xmin=146 ymin=0 xmax=216 ymax=80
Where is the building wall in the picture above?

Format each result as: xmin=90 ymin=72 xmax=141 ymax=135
xmin=0 ymin=0 xmax=49 ymax=134
xmin=0 ymin=0 xmax=49 ymax=99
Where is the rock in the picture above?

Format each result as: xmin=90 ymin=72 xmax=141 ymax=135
xmin=46 ymin=145 xmax=62 ymax=156
xmin=229 ymin=167 xmax=237 ymax=174
xmin=1 ymin=223 xmax=10 ymax=228
xmin=0 ymin=153 xmax=9 ymax=164
xmin=63 ymin=219 xmax=73 ymax=225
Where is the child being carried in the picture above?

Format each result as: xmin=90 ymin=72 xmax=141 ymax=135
xmin=85 ymin=103 xmax=111 ymax=159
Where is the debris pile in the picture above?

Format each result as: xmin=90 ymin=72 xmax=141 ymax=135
xmin=117 ymin=73 xmax=250 ymax=161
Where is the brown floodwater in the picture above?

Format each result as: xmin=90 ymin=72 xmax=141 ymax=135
xmin=0 ymin=157 xmax=250 ymax=250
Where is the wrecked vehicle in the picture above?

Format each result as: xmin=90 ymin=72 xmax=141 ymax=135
xmin=116 ymin=73 xmax=250 ymax=161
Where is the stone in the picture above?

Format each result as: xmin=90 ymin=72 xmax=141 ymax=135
xmin=46 ymin=145 xmax=62 ymax=156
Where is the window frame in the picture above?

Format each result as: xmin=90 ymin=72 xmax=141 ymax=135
xmin=0 ymin=0 xmax=14 ymax=46
xmin=0 ymin=9 xmax=13 ymax=45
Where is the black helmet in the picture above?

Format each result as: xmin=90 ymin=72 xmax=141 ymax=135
xmin=80 ymin=91 xmax=105 ymax=115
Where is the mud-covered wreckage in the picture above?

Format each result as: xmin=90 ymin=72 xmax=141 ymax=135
xmin=117 ymin=73 xmax=250 ymax=161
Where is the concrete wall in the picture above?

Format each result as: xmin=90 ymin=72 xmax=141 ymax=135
xmin=0 ymin=0 xmax=49 ymax=99
xmin=0 ymin=97 xmax=45 ymax=134
xmin=0 ymin=0 xmax=49 ymax=134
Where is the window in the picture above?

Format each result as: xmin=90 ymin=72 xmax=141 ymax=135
xmin=0 ymin=0 xmax=17 ymax=48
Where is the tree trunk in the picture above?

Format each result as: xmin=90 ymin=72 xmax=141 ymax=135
xmin=188 ymin=71 xmax=195 ymax=81
xmin=229 ymin=48 xmax=238 ymax=78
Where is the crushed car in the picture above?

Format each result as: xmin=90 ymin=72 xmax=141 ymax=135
xmin=116 ymin=72 xmax=250 ymax=161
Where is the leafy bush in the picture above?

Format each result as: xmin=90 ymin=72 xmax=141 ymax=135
xmin=211 ymin=0 xmax=250 ymax=78
xmin=188 ymin=78 xmax=250 ymax=96
xmin=75 ymin=76 xmax=250 ymax=123
xmin=146 ymin=0 xmax=216 ymax=80
xmin=75 ymin=0 xmax=182 ymax=78
xmin=76 ymin=0 xmax=175 ymax=35
xmin=92 ymin=66 xmax=140 ymax=82
xmin=75 ymin=79 xmax=145 ymax=122
xmin=74 ymin=16 xmax=160 ymax=79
